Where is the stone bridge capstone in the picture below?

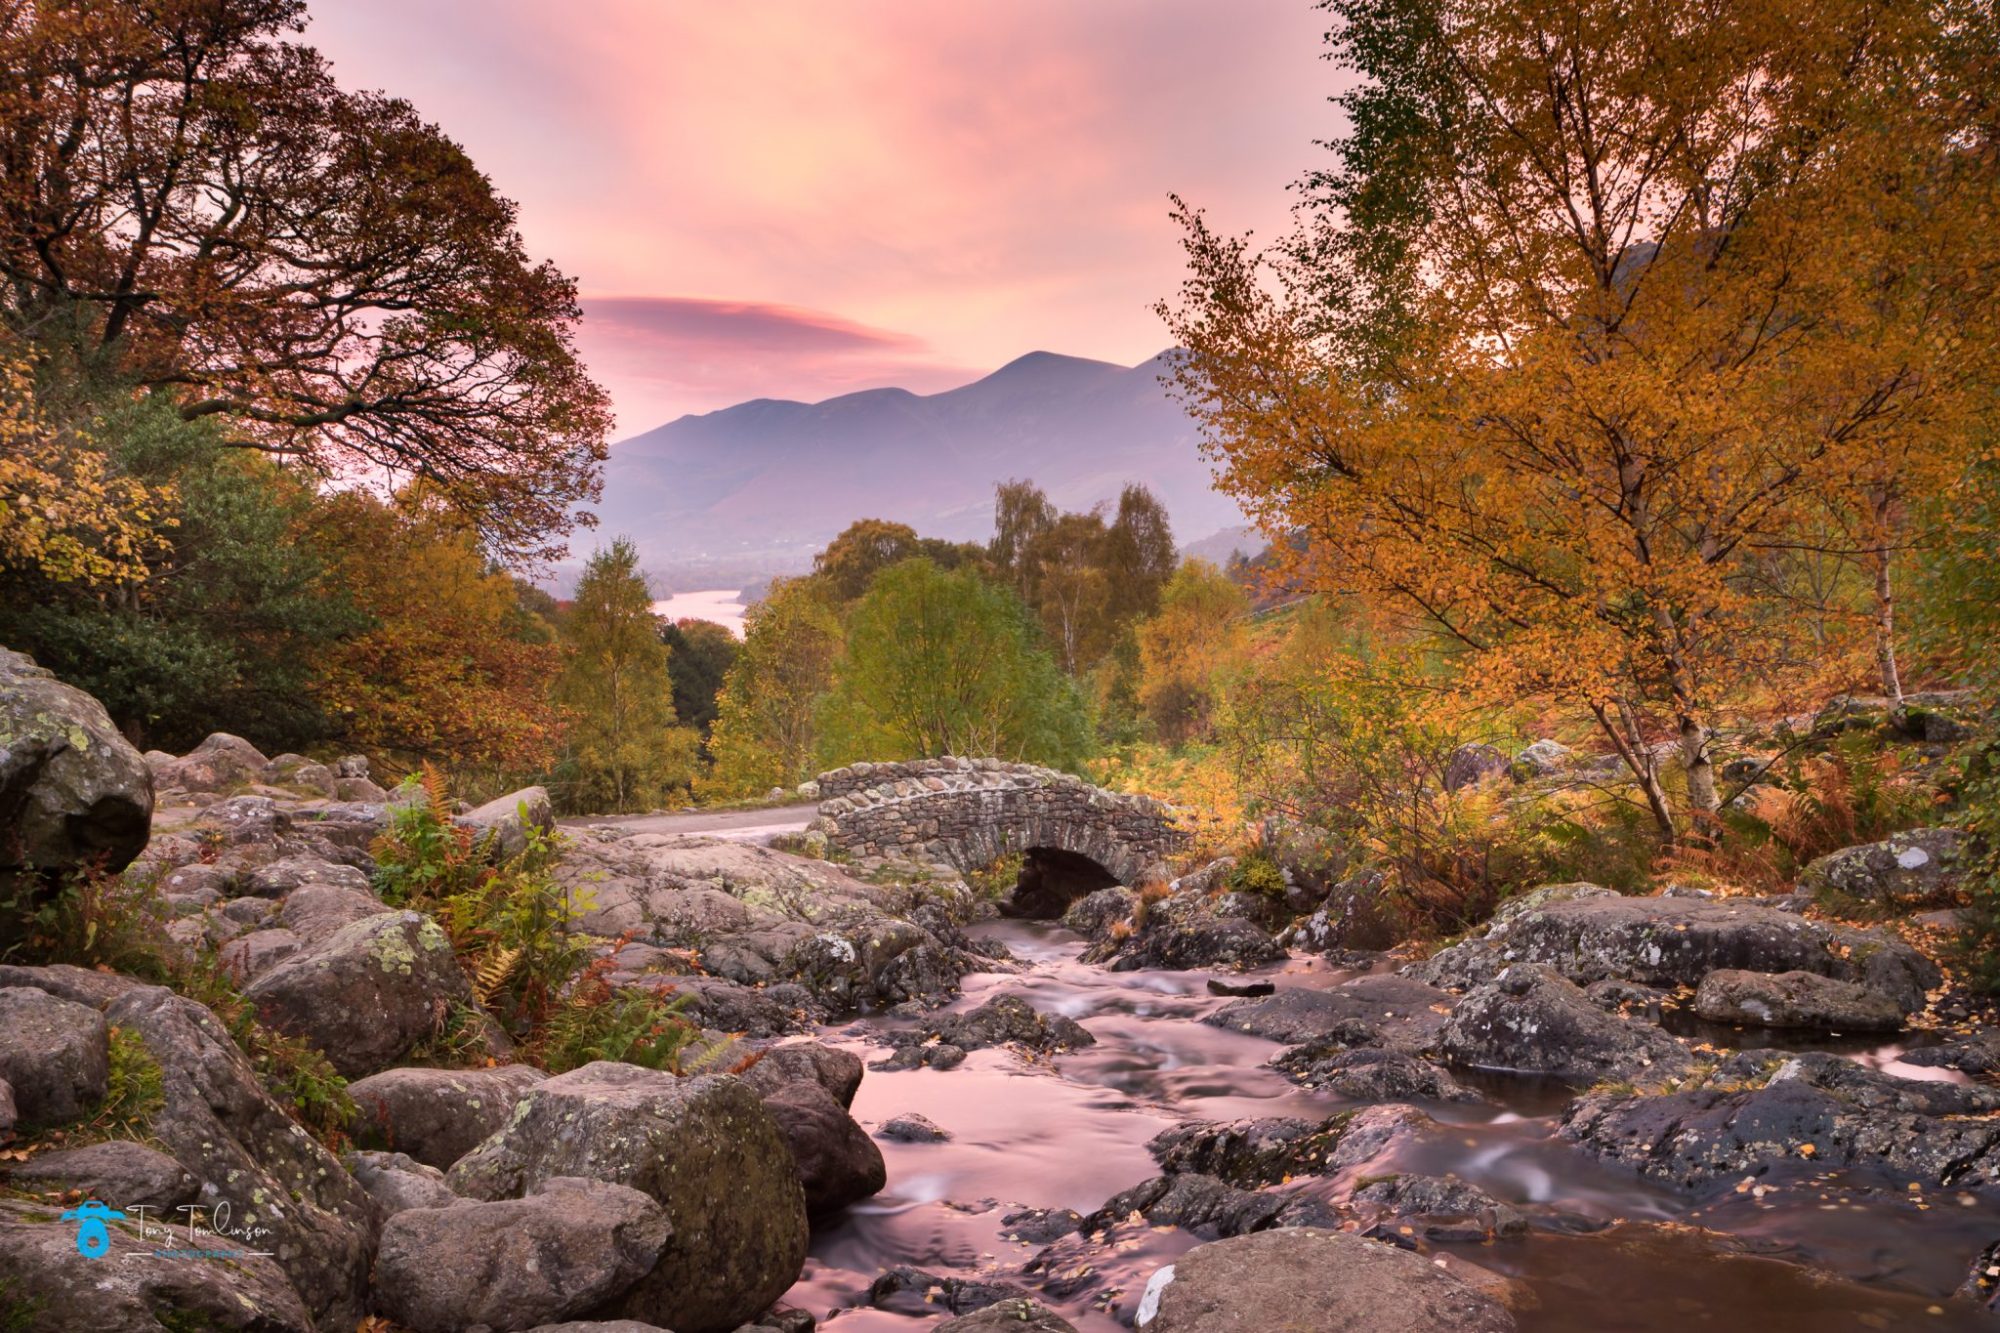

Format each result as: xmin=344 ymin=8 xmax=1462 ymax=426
xmin=806 ymin=758 xmax=1186 ymax=888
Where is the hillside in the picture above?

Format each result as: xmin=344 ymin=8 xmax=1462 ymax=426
xmin=589 ymin=350 xmax=1245 ymax=588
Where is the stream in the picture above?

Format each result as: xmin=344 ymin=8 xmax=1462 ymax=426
xmin=782 ymin=920 xmax=2000 ymax=1331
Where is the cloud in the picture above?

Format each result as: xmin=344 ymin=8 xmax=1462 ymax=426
xmin=575 ymin=295 xmax=978 ymax=434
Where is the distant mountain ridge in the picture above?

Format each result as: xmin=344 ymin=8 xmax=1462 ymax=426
xmin=588 ymin=350 xmax=1247 ymax=588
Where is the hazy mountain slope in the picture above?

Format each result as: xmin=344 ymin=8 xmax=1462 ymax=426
xmin=590 ymin=350 xmax=1244 ymax=586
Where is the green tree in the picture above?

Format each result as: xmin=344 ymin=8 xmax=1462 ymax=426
xmin=1102 ymin=484 xmax=1178 ymax=622
xmin=660 ymin=618 xmax=740 ymax=739
xmin=813 ymin=517 xmax=984 ymax=603
xmin=816 ymin=559 xmax=1092 ymax=767
xmin=990 ymin=479 xmax=1057 ymax=601
xmin=553 ymin=539 xmax=695 ymax=812
xmin=703 ymin=577 xmax=846 ymax=796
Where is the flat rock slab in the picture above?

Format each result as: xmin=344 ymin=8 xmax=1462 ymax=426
xmin=1693 ymin=969 xmax=1904 ymax=1032
xmin=1204 ymin=975 xmax=1454 ymax=1052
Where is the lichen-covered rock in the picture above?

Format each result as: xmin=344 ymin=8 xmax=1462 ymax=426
xmin=237 ymin=853 xmax=373 ymax=899
xmin=1205 ymin=975 xmax=1454 ymax=1053
xmin=1561 ymin=1050 xmax=2000 ymax=1188
xmin=375 ymin=1176 xmax=674 ymax=1333
xmin=0 ymin=987 xmax=109 ymax=1124
xmin=244 ymin=909 xmax=472 ymax=1078
xmin=1273 ymin=1046 xmax=1482 ymax=1102
xmin=935 ymin=1300 xmax=1079 ymax=1333
xmin=459 ymin=785 xmax=556 ymax=862
xmin=1061 ymin=885 xmax=1137 ymax=941
xmin=1084 ymin=1171 xmax=1337 ymax=1239
xmin=878 ymin=1111 xmax=949 ymax=1143
xmin=1409 ymin=893 xmax=1938 ymax=1012
xmin=1083 ymin=896 xmax=1284 ymax=973
xmin=1352 ymin=1173 xmax=1528 ymax=1240
xmin=0 ymin=646 xmax=152 ymax=889
xmin=346 ymin=1148 xmax=461 ymax=1215
xmin=1800 ymin=827 xmax=1967 ymax=911
xmin=446 ymin=1062 xmax=808 ymax=1333
xmin=0 ymin=1197 xmax=313 ymax=1332
xmin=2 ymin=1139 xmax=198 ymax=1210
xmin=1692 ymin=969 xmax=1903 ymax=1032
xmin=148 ymin=731 xmax=269 ymax=793
xmin=927 ymin=993 xmax=1095 ymax=1054
xmin=1135 ymin=1228 xmax=1517 ymax=1332
xmin=1512 ymin=739 xmax=1572 ymax=778
xmin=348 ymin=1064 xmax=548 ymax=1169
xmin=1440 ymin=964 xmax=1689 ymax=1082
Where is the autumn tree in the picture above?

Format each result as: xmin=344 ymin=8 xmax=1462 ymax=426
xmin=550 ymin=540 xmax=697 ymax=812
xmin=1025 ymin=510 xmax=1113 ymax=674
xmin=1163 ymin=0 xmax=2000 ymax=842
xmin=990 ymin=479 xmax=1057 ymax=600
xmin=1102 ymin=484 xmax=1179 ymax=622
xmin=703 ymin=576 xmax=845 ymax=796
xmin=816 ymin=559 xmax=1091 ymax=768
xmin=1137 ymin=559 xmax=1250 ymax=744
xmin=0 ymin=0 xmax=609 ymax=562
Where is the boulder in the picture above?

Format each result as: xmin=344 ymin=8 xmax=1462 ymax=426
xmin=735 ymin=1039 xmax=863 ymax=1108
xmin=1135 ymin=1228 xmax=1516 ymax=1332
xmin=446 ymin=1062 xmax=808 ymax=1333
xmin=348 ymin=1064 xmax=549 ymax=1169
xmin=1060 ymin=885 xmax=1137 ymax=941
xmin=936 ymin=1300 xmax=1079 ymax=1333
xmin=1409 ymin=892 xmax=1938 ymax=1012
xmin=0 ymin=646 xmax=152 ymax=887
xmin=346 ymin=1148 xmax=461 ymax=1215
xmin=1440 ymin=964 xmax=1689 ymax=1082
xmin=375 ymin=1176 xmax=674 ymax=1333
xmin=1800 ymin=827 xmax=1967 ymax=911
xmin=0 ymin=987 xmax=109 ymax=1124
xmin=460 ymin=785 xmax=556 ymax=862
xmin=878 ymin=1112 xmax=949 ymax=1143
xmin=1352 ymin=1173 xmax=1527 ymax=1240
xmin=1561 ymin=1049 xmax=2000 ymax=1188
xmin=244 ymin=909 xmax=472 ymax=1078
xmin=237 ymin=853 xmax=373 ymax=899
xmin=1273 ymin=1046 xmax=1482 ymax=1102
xmin=1205 ymin=975 xmax=1454 ymax=1053
xmin=151 ymin=731 xmax=269 ymax=793
xmin=279 ymin=881 xmax=393 ymax=943
xmin=1147 ymin=1103 xmax=1431 ymax=1189
xmin=0 ymin=1077 xmax=14 ymax=1143
xmin=0 ymin=1197 xmax=313 ymax=1332
xmin=1085 ymin=897 xmax=1285 ymax=973
xmin=1444 ymin=742 xmax=1510 ymax=791
xmin=1512 ymin=739 xmax=1572 ymax=778
xmin=2 ymin=1139 xmax=197 ymax=1209
xmin=1692 ymin=969 xmax=1903 ymax=1032
xmin=930 ymin=994 xmax=1094 ymax=1054
xmin=1085 ymin=1171 xmax=1337 ymax=1239
xmin=868 ymin=1266 xmax=1033 ymax=1318
xmin=757 ymin=1079 xmax=886 ymax=1217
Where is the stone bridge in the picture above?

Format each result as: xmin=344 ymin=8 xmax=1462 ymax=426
xmin=808 ymin=758 xmax=1187 ymax=914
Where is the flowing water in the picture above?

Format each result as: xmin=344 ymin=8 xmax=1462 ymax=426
xmin=782 ymin=920 xmax=2000 ymax=1331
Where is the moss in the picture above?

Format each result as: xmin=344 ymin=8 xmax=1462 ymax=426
xmin=0 ymin=1278 xmax=47 ymax=1333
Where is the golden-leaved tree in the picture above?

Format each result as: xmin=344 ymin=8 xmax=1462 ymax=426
xmin=1162 ymin=0 xmax=2000 ymax=843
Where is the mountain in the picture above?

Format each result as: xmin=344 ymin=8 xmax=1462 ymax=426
xmin=587 ymin=350 xmax=1246 ymax=589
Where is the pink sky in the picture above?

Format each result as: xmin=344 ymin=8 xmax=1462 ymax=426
xmin=304 ymin=2 xmax=1340 ymax=436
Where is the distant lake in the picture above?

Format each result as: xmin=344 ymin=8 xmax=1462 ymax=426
xmin=652 ymin=589 xmax=746 ymax=638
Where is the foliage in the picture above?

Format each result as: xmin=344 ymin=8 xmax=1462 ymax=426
xmin=539 ymin=951 xmax=700 ymax=1076
xmin=0 ymin=0 xmax=610 ymax=561
xmin=1137 ymin=558 xmax=1251 ymax=744
xmin=703 ymin=576 xmax=846 ymax=797
xmin=553 ymin=539 xmax=697 ymax=813
xmin=990 ymin=481 xmax=1179 ymax=675
xmin=371 ymin=767 xmax=481 ymax=906
xmin=1161 ymin=0 xmax=2000 ymax=843
xmin=815 ymin=558 xmax=1093 ymax=769
xmin=813 ymin=518 xmax=984 ymax=603
xmin=661 ymin=618 xmax=740 ymax=740
xmin=1225 ymin=850 xmax=1288 ymax=898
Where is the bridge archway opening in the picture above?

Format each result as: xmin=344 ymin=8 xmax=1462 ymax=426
xmin=1002 ymin=845 xmax=1122 ymax=920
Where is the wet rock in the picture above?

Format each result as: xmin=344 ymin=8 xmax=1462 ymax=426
xmin=1206 ymin=978 xmax=1275 ymax=997
xmin=3 ymin=1139 xmax=198 ymax=1209
xmin=868 ymin=1265 xmax=1033 ymax=1317
xmin=1274 ymin=1046 xmax=1483 ymax=1102
xmin=244 ymin=908 xmax=473 ymax=1078
xmin=1800 ymin=827 xmax=1967 ymax=911
xmin=374 ymin=1175 xmax=673 ymax=1333
xmin=878 ymin=1112 xmax=949 ymax=1142
xmin=1585 ymin=978 xmax=1671 ymax=1019
xmin=346 ymin=1148 xmax=461 ymax=1215
xmin=999 ymin=1206 xmax=1081 ymax=1243
xmin=1352 ymin=1173 xmax=1527 ymax=1240
xmin=446 ymin=1062 xmax=808 ymax=1333
xmin=528 ymin=1322 xmax=676 ymax=1333
xmin=737 ymin=1039 xmax=864 ymax=1107
xmin=0 ymin=1196 xmax=313 ymax=1332
xmin=1148 ymin=1103 xmax=1431 ymax=1189
xmin=663 ymin=976 xmax=817 ymax=1038
xmin=1135 ymin=1227 xmax=1517 ymax=1332
xmin=1440 ymin=963 xmax=1689 ymax=1082
xmin=460 ymin=784 xmax=556 ymax=862
xmin=759 ymin=1078 xmax=886 ymax=1217
xmin=1900 ymin=1030 xmax=2000 ymax=1076
xmin=1444 ymin=742 xmax=1510 ymax=791
xmin=1087 ymin=902 xmax=1285 ymax=973
xmin=0 ymin=646 xmax=152 ymax=890
xmin=1060 ymin=886 xmax=1136 ymax=941
xmin=1409 ymin=892 xmax=1938 ymax=1012
xmin=935 ymin=1299 xmax=1079 ymax=1333
xmin=932 ymin=994 xmax=1094 ymax=1054
xmin=1085 ymin=1172 xmax=1338 ymax=1239
xmin=347 ymin=1064 xmax=548 ymax=1169
xmin=0 ymin=987 xmax=109 ymax=1124
xmin=1204 ymin=975 xmax=1454 ymax=1053
xmin=1692 ymin=969 xmax=1903 ymax=1032
xmin=1561 ymin=1049 xmax=2000 ymax=1189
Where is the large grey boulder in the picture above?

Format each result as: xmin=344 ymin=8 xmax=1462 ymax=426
xmin=346 ymin=1148 xmax=461 ymax=1215
xmin=1410 ymin=892 xmax=1938 ymax=1012
xmin=1692 ymin=969 xmax=1903 ymax=1032
xmin=3 ymin=1139 xmax=198 ymax=1210
xmin=348 ymin=1064 xmax=548 ymax=1169
xmin=147 ymin=731 xmax=269 ymax=793
xmin=1440 ymin=963 xmax=1689 ymax=1082
xmin=1205 ymin=975 xmax=1454 ymax=1053
xmin=0 ymin=1197 xmax=313 ymax=1332
xmin=0 ymin=987 xmax=109 ymax=1124
xmin=460 ymin=785 xmax=556 ymax=862
xmin=374 ymin=1176 xmax=673 ymax=1333
xmin=1135 ymin=1228 xmax=1516 ymax=1332
xmin=757 ymin=1079 xmax=885 ymax=1217
xmin=244 ymin=909 xmax=472 ymax=1078
xmin=1800 ymin=827 xmax=1967 ymax=911
xmin=0 ymin=646 xmax=152 ymax=886
xmin=446 ymin=1062 xmax=808 ymax=1333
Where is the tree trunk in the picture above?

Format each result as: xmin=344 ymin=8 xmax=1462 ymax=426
xmin=1592 ymin=702 xmax=1678 ymax=844
xmin=1681 ymin=714 xmax=1718 ymax=818
xmin=1871 ymin=541 xmax=1903 ymax=702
